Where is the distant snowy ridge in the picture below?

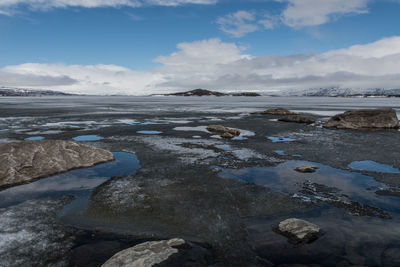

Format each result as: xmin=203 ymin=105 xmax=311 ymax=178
xmin=0 ymin=87 xmax=76 ymax=96
xmin=275 ymin=87 xmax=400 ymax=97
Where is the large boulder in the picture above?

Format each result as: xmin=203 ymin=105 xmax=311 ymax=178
xmin=102 ymin=238 xmax=214 ymax=267
xmin=206 ymin=125 xmax=240 ymax=139
xmin=278 ymin=115 xmax=315 ymax=124
xmin=277 ymin=218 xmax=321 ymax=244
xmin=0 ymin=140 xmax=114 ymax=189
xmin=257 ymin=108 xmax=298 ymax=115
xmin=324 ymin=108 xmax=399 ymax=130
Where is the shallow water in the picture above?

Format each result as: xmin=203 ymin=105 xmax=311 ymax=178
xmin=73 ymin=135 xmax=103 ymax=141
xmin=24 ymin=136 xmax=44 ymax=141
xmin=349 ymin=160 xmax=400 ymax=174
xmin=268 ymin=136 xmax=296 ymax=142
xmin=136 ymin=130 xmax=162 ymax=135
xmin=0 ymin=152 xmax=140 ymax=209
xmin=218 ymin=160 xmax=400 ymax=214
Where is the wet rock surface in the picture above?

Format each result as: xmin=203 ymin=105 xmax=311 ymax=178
xmin=0 ymin=140 xmax=114 ymax=189
xmin=279 ymin=115 xmax=315 ymax=124
xmin=324 ymin=108 xmax=399 ymax=130
xmin=0 ymin=97 xmax=400 ymax=266
xmin=276 ymin=218 xmax=321 ymax=244
xmin=0 ymin=196 xmax=76 ymax=266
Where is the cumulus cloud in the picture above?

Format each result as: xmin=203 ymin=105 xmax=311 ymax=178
xmin=217 ymin=10 xmax=278 ymax=37
xmin=218 ymin=0 xmax=369 ymax=37
xmin=280 ymin=0 xmax=369 ymax=27
xmin=0 ymin=0 xmax=217 ymax=15
xmin=3 ymin=36 xmax=400 ymax=94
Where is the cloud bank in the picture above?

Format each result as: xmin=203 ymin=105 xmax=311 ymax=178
xmin=0 ymin=0 xmax=217 ymax=15
xmin=2 ymin=36 xmax=400 ymax=95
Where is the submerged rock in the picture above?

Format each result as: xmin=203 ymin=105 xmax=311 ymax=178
xmin=295 ymin=166 xmax=319 ymax=173
xmin=323 ymin=108 xmax=399 ymax=130
xmin=279 ymin=115 xmax=315 ymax=124
xmin=102 ymin=238 xmax=214 ymax=267
xmin=277 ymin=218 xmax=321 ymax=243
xmin=0 ymin=140 xmax=114 ymax=189
xmin=206 ymin=125 xmax=240 ymax=139
xmin=256 ymin=108 xmax=298 ymax=115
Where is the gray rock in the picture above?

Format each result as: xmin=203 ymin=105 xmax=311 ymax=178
xmin=258 ymin=108 xmax=298 ymax=115
xmin=277 ymin=218 xmax=321 ymax=243
xmin=0 ymin=140 xmax=114 ymax=189
xmin=295 ymin=166 xmax=319 ymax=173
xmin=279 ymin=115 xmax=315 ymax=124
xmin=206 ymin=125 xmax=240 ymax=139
xmin=101 ymin=238 xmax=185 ymax=267
xmin=324 ymin=108 xmax=399 ymax=130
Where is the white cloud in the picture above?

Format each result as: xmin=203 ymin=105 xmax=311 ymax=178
xmin=2 ymin=36 xmax=400 ymax=94
xmin=0 ymin=0 xmax=217 ymax=15
xmin=280 ymin=0 xmax=369 ymax=27
xmin=217 ymin=0 xmax=369 ymax=37
xmin=216 ymin=11 xmax=259 ymax=38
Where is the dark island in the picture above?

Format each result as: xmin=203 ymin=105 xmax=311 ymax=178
xmin=156 ymin=89 xmax=261 ymax=97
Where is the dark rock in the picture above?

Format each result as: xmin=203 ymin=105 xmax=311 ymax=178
xmin=0 ymin=140 xmax=114 ymax=189
xmin=279 ymin=115 xmax=315 ymax=124
xmin=162 ymin=89 xmax=227 ymax=97
xmin=254 ymin=108 xmax=298 ymax=115
xmin=295 ymin=166 xmax=319 ymax=173
xmin=323 ymin=108 xmax=399 ymax=130
xmin=206 ymin=125 xmax=241 ymax=139
xmin=232 ymin=92 xmax=261 ymax=97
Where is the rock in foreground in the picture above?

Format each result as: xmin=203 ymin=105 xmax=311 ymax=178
xmin=278 ymin=115 xmax=315 ymax=124
xmin=102 ymin=238 xmax=214 ymax=267
xmin=324 ymin=108 xmax=399 ymax=130
xmin=295 ymin=166 xmax=319 ymax=173
xmin=277 ymin=218 xmax=321 ymax=244
xmin=0 ymin=140 xmax=114 ymax=189
xmin=206 ymin=125 xmax=240 ymax=139
xmin=258 ymin=108 xmax=298 ymax=115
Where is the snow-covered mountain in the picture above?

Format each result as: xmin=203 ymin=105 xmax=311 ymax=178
xmin=0 ymin=87 xmax=76 ymax=96
xmin=275 ymin=87 xmax=400 ymax=97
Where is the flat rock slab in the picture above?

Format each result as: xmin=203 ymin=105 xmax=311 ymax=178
xmin=0 ymin=140 xmax=114 ymax=189
xmin=102 ymin=238 xmax=214 ymax=267
xmin=324 ymin=108 xmax=399 ymax=130
xmin=277 ymin=218 xmax=321 ymax=244
xmin=206 ymin=125 xmax=240 ymax=139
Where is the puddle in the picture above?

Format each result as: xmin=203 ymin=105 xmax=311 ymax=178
xmin=215 ymin=144 xmax=233 ymax=151
xmin=267 ymin=136 xmax=296 ymax=143
xmin=136 ymin=130 xmax=162 ymax=135
xmin=73 ymin=135 xmax=103 ymax=141
xmin=292 ymin=154 xmax=302 ymax=157
xmin=0 ymin=129 xmax=9 ymax=132
xmin=0 ymin=152 xmax=141 ymax=211
xmin=349 ymin=160 xmax=400 ymax=174
xmin=217 ymin=160 xmax=400 ymax=215
xmin=24 ymin=136 xmax=45 ymax=141
xmin=274 ymin=150 xmax=286 ymax=156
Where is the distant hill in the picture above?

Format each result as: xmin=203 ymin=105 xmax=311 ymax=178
xmin=157 ymin=89 xmax=261 ymax=97
xmin=0 ymin=87 xmax=76 ymax=97
xmin=279 ymin=87 xmax=400 ymax=97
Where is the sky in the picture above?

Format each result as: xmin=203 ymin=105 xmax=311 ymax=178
xmin=1 ymin=0 xmax=400 ymax=95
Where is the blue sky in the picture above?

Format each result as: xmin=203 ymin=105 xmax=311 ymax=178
xmin=1 ymin=0 xmax=400 ymax=94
